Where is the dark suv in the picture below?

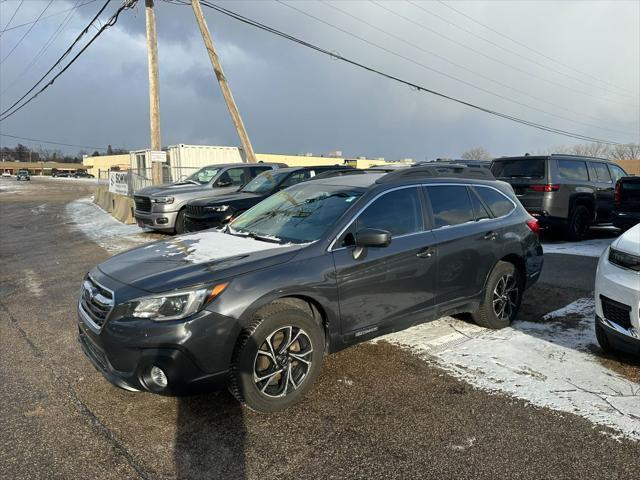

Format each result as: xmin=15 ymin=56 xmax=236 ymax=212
xmin=77 ymin=165 xmax=543 ymax=412
xmin=612 ymin=176 xmax=640 ymax=231
xmin=491 ymin=155 xmax=627 ymax=240
xmin=184 ymin=165 xmax=354 ymax=232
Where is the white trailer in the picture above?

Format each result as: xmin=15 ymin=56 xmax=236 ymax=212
xmin=167 ymin=144 xmax=243 ymax=181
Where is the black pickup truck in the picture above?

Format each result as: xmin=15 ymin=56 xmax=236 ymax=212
xmin=612 ymin=176 xmax=640 ymax=231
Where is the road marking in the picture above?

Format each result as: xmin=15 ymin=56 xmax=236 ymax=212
xmin=379 ymin=299 xmax=640 ymax=441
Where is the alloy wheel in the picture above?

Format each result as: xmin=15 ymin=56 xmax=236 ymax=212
xmin=253 ymin=326 xmax=313 ymax=398
xmin=492 ymin=274 xmax=519 ymax=322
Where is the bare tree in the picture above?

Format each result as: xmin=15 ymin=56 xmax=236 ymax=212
xmin=461 ymin=147 xmax=491 ymax=160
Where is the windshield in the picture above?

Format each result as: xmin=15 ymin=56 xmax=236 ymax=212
xmin=241 ymin=170 xmax=290 ymax=194
xmin=230 ymin=184 xmax=362 ymax=243
xmin=184 ymin=167 xmax=220 ymax=185
xmin=491 ymin=159 xmax=545 ymax=179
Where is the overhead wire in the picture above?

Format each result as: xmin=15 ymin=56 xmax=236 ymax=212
xmin=0 ymin=0 xmax=24 ymax=34
xmin=187 ymin=0 xmax=624 ymax=145
xmin=0 ymin=132 xmax=110 ymax=150
xmin=0 ymin=0 xmax=98 ymax=35
xmin=0 ymin=0 xmax=54 ymax=65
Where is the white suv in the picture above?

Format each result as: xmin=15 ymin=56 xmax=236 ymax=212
xmin=595 ymin=223 xmax=640 ymax=354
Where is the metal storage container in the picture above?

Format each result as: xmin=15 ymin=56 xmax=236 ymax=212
xmin=167 ymin=144 xmax=243 ymax=181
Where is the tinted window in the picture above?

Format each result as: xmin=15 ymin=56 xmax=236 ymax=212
xmin=241 ymin=170 xmax=290 ymax=194
xmin=249 ymin=166 xmax=272 ymax=178
xmin=469 ymin=189 xmax=491 ymax=220
xmin=557 ymin=160 xmax=589 ymax=181
xmin=475 ymin=186 xmax=515 ymax=217
xmin=280 ymin=170 xmax=311 ymax=188
xmin=491 ymin=159 xmax=545 ymax=179
xmin=356 ymin=188 xmax=422 ymax=237
xmin=427 ymin=185 xmax=475 ymax=228
xmin=609 ymin=164 xmax=627 ymax=181
xmin=590 ymin=163 xmax=612 ymax=183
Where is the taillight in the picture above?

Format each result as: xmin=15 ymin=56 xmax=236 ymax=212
xmin=526 ymin=218 xmax=540 ymax=237
xmin=614 ymin=182 xmax=621 ymax=204
xmin=529 ymin=184 xmax=559 ymax=192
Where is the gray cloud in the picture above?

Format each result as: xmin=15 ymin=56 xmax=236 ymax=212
xmin=0 ymin=0 xmax=638 ymax=159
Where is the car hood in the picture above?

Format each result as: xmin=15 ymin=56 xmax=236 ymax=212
xmin=189 ymin=191 xmax=262 ymax=207
xmin=98 ymin=231 xmax=304 ymax=293
xmin=135 ymin=183 xmax=212 ymax=197
xmin=612 ymin=223 xmax=640 ymax=255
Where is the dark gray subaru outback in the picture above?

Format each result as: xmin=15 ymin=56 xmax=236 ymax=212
xmin=78 ymin=165 xmax=543 ymax=412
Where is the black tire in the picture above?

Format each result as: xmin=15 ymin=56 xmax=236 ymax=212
xmin=566 ymin=205 xmax=591 ymax=241
xmin=229 ymin=301 xmax=324 ymax=413
xmin=472 ymin=261 xmax=523 ymax=329
xmin=174 ymin=209 xmax=186 ymax=235
xmin=595 ymin=321 xmax=613 ymax=354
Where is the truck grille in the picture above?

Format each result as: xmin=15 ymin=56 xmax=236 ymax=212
xmin=79 ymin=276 xmax=114 ymax=331
xmin=134 ymin=195 xmax=151 ymax=212
xmin=600 ymin=295 xmax=632 ymax=329
xmin=186 ymin=204 xmax=206 ymax=216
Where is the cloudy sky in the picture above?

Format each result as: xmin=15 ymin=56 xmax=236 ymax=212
xmin=0 ymin=0 xmax=638 ymax=159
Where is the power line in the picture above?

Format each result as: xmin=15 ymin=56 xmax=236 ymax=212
xmin=0 ymin=0 xmax=119 ymax=121
xmin=0 ymin=0 xmax=54 ymax=65
xmin=0 ymin=0 xmax=24 ymax=33
xmin=437 ymin=0 xmax=636 ymax=97
xmin=187 ymin=0 xmax=624 ymax=145
xmin=0 ymin=0 xmax=98 ymax=35
xmin=316 ymin=0 xmax=631 ymax=136
xmin=1 ymin=0 xmax=82 ymax=96
xmin=279 ymin=1 xmax=630 ymax=137
xmin=408 ymin=0 xmax=635 ymax=100
xmin=371 ymin=1 xmax=630 ymax=109
xmin=0 ymin=132 xmax=108 ymax=150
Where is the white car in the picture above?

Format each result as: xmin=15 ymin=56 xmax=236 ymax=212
xmin=595 ymin=223 xmax=640 ymax=354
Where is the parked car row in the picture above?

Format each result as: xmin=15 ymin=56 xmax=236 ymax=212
xmin=80 ymin=163 xmax=544 ymax=411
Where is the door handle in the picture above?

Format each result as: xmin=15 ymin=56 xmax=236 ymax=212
xmin=484 ymin=231 xmax=498 ymax=240
xmin=416 ymin=247 xmax=436 ymax=258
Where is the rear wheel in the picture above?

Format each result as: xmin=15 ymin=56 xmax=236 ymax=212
xmin=472 ymin=261 xmax=523 ymax=329
xmin=566 ymin=205 xmax=591 ymax=241
xmin=230 ymin=301 xmax=324 ymax=412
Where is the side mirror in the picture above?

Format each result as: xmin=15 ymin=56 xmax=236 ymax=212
xmin=355 ymin=228 xmax=392 ymax=248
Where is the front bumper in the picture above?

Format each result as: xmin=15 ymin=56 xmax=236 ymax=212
xmin=184 ymin=212 xmax=229 ymax=232
xmin=596 ymin=315 xmax=640 ymax=354
xmin=134 ymin=209 xmax=179 ymax=231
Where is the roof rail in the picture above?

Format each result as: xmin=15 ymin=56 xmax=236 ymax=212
xmin=310 ymin=168 xmax=362 ymax=180
xmin=376 ymin=163 xmax=495 ymax=184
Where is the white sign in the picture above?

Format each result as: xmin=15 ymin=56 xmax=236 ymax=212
xmin=150 ymin=150 xmax=167 ymax=163
xmin=109 ymin=171 xmax=129 ymax=195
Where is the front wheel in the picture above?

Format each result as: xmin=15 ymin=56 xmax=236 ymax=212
xmin=230 ymin=301 xmax=324 ymax=412
xmin=174 ymin=209 xmax=186 ymax=235
xmin=472 ymin=261 xmax=523 ymax=329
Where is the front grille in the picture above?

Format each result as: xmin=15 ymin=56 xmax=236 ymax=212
xmin=609 ymin=248 xmax=640 ymax=272
xmin=186 ymin=204 xmax=206 ymax=216
xmin=79 ymin=330 xmax=108 ymax=372
xmin=79 ymin=276 xmax=114 ymax=330
xmin=600 ymin=295 xmax=632 ymax=329
xmin=134 ymin=195 xmax=151 ymax=212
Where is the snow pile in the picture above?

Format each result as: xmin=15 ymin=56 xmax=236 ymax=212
xmin=64 ymin=197 xmax=149 ymax=253
xmin=379 ymin=298 xmax=640 ymax=441
xmin=543 ymin=237 xmax=615 ymax=257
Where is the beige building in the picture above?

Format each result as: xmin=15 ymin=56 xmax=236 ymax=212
xmin=83 ymin=154 xmax=130 ymax=177
xmin=616 ymin=159 xmax=640 ymax=176
xmin=256 ymin=152 xmax=346 ymax=167
xmin=0 ymin=161 xmax=84 ymax=175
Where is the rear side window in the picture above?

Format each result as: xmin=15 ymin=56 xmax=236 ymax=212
xmin=427 ymin=185 xmax=475 ymax=228
xmin=356 ymin=187 xmax=422 ymax=237
xmin=475 ymin=186 xmax=515 ymax=218
xmin=557 ymin=160 xmax=589 ymax=181
xmin=491 ymin=159 xmax=545 ymax=179
xmin=469 ymin=189 xmax=491 ymax=220
xmin=249 ymin=166 xmax=272 ymax=178
xmin=590 ymin=163 xmax=612 ymax=183
xmin=609 ymin=164 xmax=627 ymax=181
xmin=280 ymin=170 xmax=311 ymax=188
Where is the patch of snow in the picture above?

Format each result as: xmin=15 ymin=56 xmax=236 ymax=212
xmin=542 ymin=237 xmax=615 ymax=257
xmin=165 ymin=231 xmax=286 ymax=264
xmin=23 ymin=269 xmax=44 ymax=298
xmin=379 ymin=298 xmax=640 ymax=441
xmin=64 ymin=197 xmax=150 ymax=253
xmin=30 ymin=203 xmax=48 ymax=215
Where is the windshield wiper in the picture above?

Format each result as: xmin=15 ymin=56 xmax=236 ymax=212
xmin=246 ymin=232 xmax=282 ymax=243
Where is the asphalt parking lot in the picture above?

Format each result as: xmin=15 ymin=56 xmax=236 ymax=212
xmin=1 ymin=177 xmax=639 ymax=479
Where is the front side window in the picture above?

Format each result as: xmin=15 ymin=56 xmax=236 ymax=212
xmin=280 ymin=171 xmax=312 ymax=188
xmin=557 ymin=160 xmax=589 ymax=181
xmin=249 ymin=166 xmax=272 ymax=178
xmin=355 ymin=187 xmax=422 ymax=237
xmin=217 ymin=168 xmax=246 ymax=187
xmin=231 ymin=184 xmax=362 ymax=243
xmin=590 ymin=163 xmax=612 ymax=183
xmin=185 ymin=167 xmax=220 ymax=185
xmin=475 ymin=186 xmax=515 ymax=218
xmin=427 ymin=185 xmax=475 ymax=228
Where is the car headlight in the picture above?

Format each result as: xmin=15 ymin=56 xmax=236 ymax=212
xmin=126 ymin=283 xmax=228 ymax=321
xmin=152 ymin=196 xmax=175 ymax=204
xmin=204 ymin=204 xmax=230 ymax=212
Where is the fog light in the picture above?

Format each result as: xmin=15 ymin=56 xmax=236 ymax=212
xmin=149 ymin=366 xmax=168 ymax=389
xmin=156 ymin=217 xmax=168 ymax=224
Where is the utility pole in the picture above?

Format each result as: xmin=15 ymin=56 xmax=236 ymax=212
xmin=145 ymin=0 xmax=163 ymax=184
xmin=191 ymin=0 xmax=257 ymax=163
